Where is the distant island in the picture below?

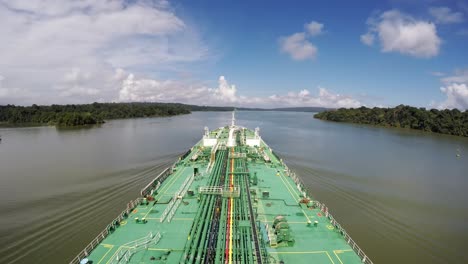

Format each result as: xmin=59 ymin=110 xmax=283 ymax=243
xmin=0 ymin=103 xmax=330 ymax=127
xmin=314 ymin=105 xmax=468 ymax=137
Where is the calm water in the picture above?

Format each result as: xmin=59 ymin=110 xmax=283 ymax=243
xmin=0 ymin=111 xmax=467 ymax=263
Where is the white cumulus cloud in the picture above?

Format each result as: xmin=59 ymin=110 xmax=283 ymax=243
xmin=279 ymin=20 xmax=324 ymax=61
xmin=117 ymin=72 xmax=360 ymax=108
xmin=441 ymin=69 xmax=468 ymax=84
xmin=280 ymin=33 xmax=317 ymax=60
xmin=435 ymin=69 xmax=468 ymax=110
xmin=117 ymin=74 xmax=238 ymax=104
xmin=438 ymin=84 xmax=468 ymax=110
xmin=429 ymin=7 xmax=464 ymax=24
xmin=0 ymin=2 xmax=360 ymax=109
xmin=215 ymin=76 xmax=237 ymax=103
xmin=0 ymin=0 xmax=207 ymax=105
xmin=360 ymin=33 xmax=375 ymax=46
xmin=362 ymin=10 xmax=441 ymax=58
xmin=305 ymin=21 xmax=324 ymax=36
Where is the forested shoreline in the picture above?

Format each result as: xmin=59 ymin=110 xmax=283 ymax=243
xmin=0 ymin=103 xmax=330 ymax=127
xmin=6 ymin=103 xmax=466 ymax=136
xmin=314 ymin=105 xmax=468 ymax=137
xmin=0 ymin=103 xmax=191 ymax=127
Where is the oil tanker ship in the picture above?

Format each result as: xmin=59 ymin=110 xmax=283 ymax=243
xmin=71 ymin=112 xmax=372 ymax=264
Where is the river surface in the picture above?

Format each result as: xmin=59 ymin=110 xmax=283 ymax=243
xmin=0 ymin=111 xmax=467 ymax=264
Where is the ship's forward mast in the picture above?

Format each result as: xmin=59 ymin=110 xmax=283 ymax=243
xmin=227 ymin=111 xmax=237 ymax=147
xmin=231 ymin=110 xmax=235 ymax=127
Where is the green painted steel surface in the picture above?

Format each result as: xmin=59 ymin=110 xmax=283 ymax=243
xmin=75 ymin=125 xmax=370 ymax=264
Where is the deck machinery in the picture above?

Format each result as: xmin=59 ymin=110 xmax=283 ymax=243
xmin=71 ymin=112 xmax=373 ymax=264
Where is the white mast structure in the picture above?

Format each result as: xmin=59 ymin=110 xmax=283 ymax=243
xmin=227 ymin=110 xmax=237 ymax=147
xmin=231 ymin=111 xmax=235 ymax=127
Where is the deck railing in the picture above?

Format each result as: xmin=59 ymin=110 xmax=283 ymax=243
xmin=199 ymin=186 xmax=240 ymax=198
xmin=167 ymin=174 xmax=194 ymax=222
xmin=314 ymin=201 xmax=374 ymax=264
xmin=140 ymin=167 xmax=172 ymax=196
xmin=160 ymin=173 xmax=194 ymax=222
xmin=70 ymin=149 xmax=191 ymax=264
xmin=280 ymin=156 xmax=373 ymax=264
xmin=107 ymin=232 xmax=162 ymax=264
xmin=69 ymin=197 xmax=142 ymax=264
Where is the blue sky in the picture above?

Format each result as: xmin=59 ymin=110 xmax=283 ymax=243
xmin=171 ymin=0 xmax=468 ymax=107
xmin=0 ymin=0 xmax=467 ymax=109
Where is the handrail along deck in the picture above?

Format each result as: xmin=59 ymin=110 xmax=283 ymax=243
xmin=140 ymin=167 xmax=172 ymax=197
xmin=281 ymin=156 xmax=374 ymax=264
xmin=68 ymin=197 xmax=142 ymax=264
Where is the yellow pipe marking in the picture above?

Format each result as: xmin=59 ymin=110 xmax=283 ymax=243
xmin=228 ymin=147 xmax=234 ymax=264
xmin=229 ymin=196 xmax=233 ymax=264
xmin=97 ymin=244 xmax=114 ymax=264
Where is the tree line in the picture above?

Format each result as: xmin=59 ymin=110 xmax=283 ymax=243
xmin=0 ymin=102 xmax=191 ymax=127
xmin=314 ymin=105 xmax=468 ymax=137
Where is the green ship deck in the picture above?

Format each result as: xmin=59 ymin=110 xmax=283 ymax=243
xmin=71 ymin=114 xmax=372 ymax=264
